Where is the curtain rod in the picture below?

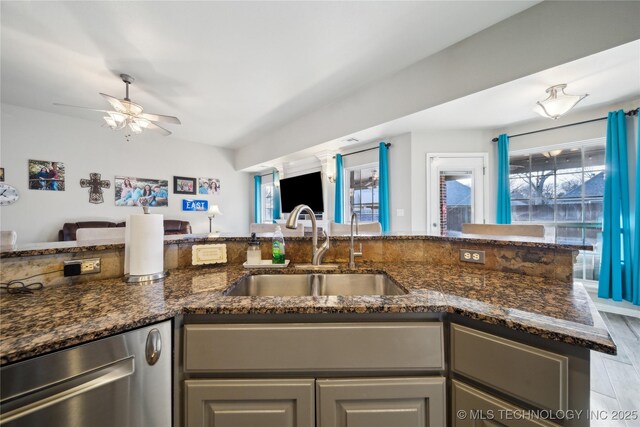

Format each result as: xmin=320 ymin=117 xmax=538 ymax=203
xmin=491 ymin=108 xmax=639 ymax=142
xmin=333 ymin=142 xmax=391 ymax=159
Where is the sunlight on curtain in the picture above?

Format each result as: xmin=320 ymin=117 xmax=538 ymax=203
xmin=273 ymin=170 xmax=281 ymax=222
xmin=379 ymin=142 xmax=390 ymax=232
xmin=496 ymin=133 xmax=511 ymax=224
xmin=253 ymin=175 xmax=262 ymax=224
xmin=633 ymin=113 xmax=640 ymax=305
xmin=334 ymin=154 xmax=344 ymax=223
xmin=599 ymin=110 xmax=633 ymax=303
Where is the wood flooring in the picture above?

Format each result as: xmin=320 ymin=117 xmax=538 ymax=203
xmin=591 ymin=312 xmax=640 ymax=427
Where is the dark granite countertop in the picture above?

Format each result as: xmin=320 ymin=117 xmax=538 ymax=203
xmin=0 ymin=262 xmax=614 ymax=365
xmin=0 ymin=233 xmax=591 ymax=258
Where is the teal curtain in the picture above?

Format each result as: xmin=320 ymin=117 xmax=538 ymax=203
xmin=253 ymin=175 xmax=262 ymax=224
xmin=632 ymin=113 xmax=640 ymax=305
xmin=272 ymin=170 xmax=281 ymax=222
xmin=599 ymin=110 xmax=633 ymax=303
xmin=496 ymin=134 xmax=511 ymax=224
xmin=334 ymin=154 xmax=344 ymax=223
xmin=379 ymin=142 xmax=390 ymax=232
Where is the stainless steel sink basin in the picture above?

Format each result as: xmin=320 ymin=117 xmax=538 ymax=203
xmin=225 ymin=274 xmax=406 ymax=297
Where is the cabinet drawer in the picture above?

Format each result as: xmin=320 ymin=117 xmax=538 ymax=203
xmin=452 ymin=380 xmax=560 ymax=427
xmin=185 ymin=379 xmax=314 ymax=427
xmin=184 ymin=322 xmax=444 ymax=373
xmin=317 ymin=377 xmax=446 ymax=427
xmin=451 ymin=324 xmax=568 ymax=411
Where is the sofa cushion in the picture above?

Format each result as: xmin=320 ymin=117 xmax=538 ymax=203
xmin=59 ymin=221 xmax=118 ymax=241
xmin=59 ymin=220 xmax=192 ymax=241
xmin=163 ymin=220 xmax=192 ymax=235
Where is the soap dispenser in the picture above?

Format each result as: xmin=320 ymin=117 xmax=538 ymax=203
xmin=272 ymin=226 xmax=286 ymax=264
xmin=247 ymin=233 xmax=261 ymax=265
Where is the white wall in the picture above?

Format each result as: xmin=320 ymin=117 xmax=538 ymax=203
xmin=324 ymin=134 xmax=412 ymax=232
xmin=410 ymin=130 xmax=493 ymax=232
xmin=0 ymin=104 xmax=252 ymax=244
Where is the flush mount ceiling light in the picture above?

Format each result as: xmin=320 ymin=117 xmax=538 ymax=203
xmin=534 ymin=84 xmax=588 ymax=120
xmin=542 ymin=149 xmax=563 ymax=158
xmin=54 ymin=74 xmax=181 ymax=141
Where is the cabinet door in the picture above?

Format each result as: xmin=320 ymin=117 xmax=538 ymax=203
xmin=317 ymin=377 xmax=446 ymax=427
xmin=185 ymin=378 xmax=315 ymax=427
xmin=452 ymin=380 xmax=560 ymax=427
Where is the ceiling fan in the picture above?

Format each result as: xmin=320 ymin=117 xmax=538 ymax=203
xmin=54 ymin=74 xmax=181 ymax=140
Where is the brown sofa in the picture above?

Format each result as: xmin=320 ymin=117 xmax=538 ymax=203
xmin=163 ymin=220 xmax=192 ymax=235
xmin=59 ymin=220 xmax=192 ymax=241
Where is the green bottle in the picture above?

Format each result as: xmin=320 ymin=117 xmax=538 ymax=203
xmin=272 ymin=226 xmax=286 ymax=264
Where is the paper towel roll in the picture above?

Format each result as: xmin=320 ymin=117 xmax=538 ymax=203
xmin=125 ymin=213 xmax=164 ymax=277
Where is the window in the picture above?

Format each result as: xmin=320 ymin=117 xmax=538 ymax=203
xmin=346 ymin=164 xmax=379 ymax=222
xmin=261 ymin=177 xmax=275 ymax=224
xmin=509 ymin=139 xmax=605 ymax=281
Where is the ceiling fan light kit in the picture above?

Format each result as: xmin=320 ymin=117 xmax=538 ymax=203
xmin=54 ymin=73 xmax=181 ymax=141
xmin=533 ymin=84 xmax=588 ymax=120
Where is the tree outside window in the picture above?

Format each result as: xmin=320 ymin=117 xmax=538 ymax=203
xmin=509 ymin=141 xmax=605 ymax=281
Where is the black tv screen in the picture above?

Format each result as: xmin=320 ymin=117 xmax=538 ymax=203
xmin=279 ymin=171 xmax=324 ymax=214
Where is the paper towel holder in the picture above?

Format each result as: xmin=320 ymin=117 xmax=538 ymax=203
xmin=124 ymin=206 xmax=166 ymax=284
xmin=125 ymin=271 xmax=167 ymax=283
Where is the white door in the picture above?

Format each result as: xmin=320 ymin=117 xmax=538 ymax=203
xmin=427 ymin=154 xmax=487 ymax=236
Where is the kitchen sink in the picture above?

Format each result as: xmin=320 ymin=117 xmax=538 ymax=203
xmin=225 ymin=273 xmax=406 ymax=297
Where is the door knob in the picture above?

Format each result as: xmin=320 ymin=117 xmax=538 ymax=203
xmin=145 ymin=328 xmax=162 ymax=365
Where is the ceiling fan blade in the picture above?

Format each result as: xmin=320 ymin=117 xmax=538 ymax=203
xmin=140 ymin=112 xmax=181 ymax=125
xmin=53 ymin=103 xmax=111 ymax=113
xmin=146 ymin=121 xmax=172 ymax=136
xmin=99 ymin=93 xmax=127 ymax=113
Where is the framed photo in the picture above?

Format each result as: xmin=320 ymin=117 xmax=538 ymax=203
xmin=28 ymin=160 xmax=65 ymax=191
xmin=198 ymin=177 xmax=220 ymax=195
xmin=115 ymin=176 xmax=169 ymax=207
xmin=0 ymin=167 xmax=4 ymax=182
xmin=174 ymin=176 xmax=197 ymax=195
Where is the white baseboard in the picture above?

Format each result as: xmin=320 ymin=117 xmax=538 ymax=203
xmin=581 ymin=281 xmax=640 ymax=318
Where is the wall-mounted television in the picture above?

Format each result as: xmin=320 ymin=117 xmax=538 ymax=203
xmin=279 ymin=171 xmax=324 ymax=214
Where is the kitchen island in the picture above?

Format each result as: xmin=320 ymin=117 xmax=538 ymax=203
xmin=0 ymin=262 xmax=613 ymax=364
xmin=0 ymin=235 xmax=613 ymax=426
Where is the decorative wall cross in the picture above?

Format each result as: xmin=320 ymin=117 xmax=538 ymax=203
xmin=80 ymin=173 xmax=111 ymax=204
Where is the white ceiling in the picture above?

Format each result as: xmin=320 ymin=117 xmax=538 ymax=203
xmin=1 ymin=1 xmax=538 ymax=148
xmin=249 ymin=40 xmax=640 ymax=170
xmin=355 ymin=39 xmax=640 ymax=134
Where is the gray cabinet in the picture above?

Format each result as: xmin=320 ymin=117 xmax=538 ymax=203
xmin=185 ymin=378 xmax=315 ymax=427
xmin=185 ymin=377 xmax=445 ymax=427
xmin=452 ymin=380 xmax=559 ymax=427
xmin=184 ymin=322 xmax=444 ymax=373
xmin=451 ymin=324 xmax=568 ymax=411
xmin=317 ymin=377 xmax=446 ymax=427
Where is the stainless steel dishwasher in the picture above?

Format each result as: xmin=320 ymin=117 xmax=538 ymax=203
xmin=0 ymin=320 xmax=171 ymax=427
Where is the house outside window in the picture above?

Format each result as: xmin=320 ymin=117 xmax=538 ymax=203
xmin=261 ymin=177 xmax=275 ymax=224
xmin=345 ymin=164 xmax=379 ymax=222
xmin=509 ymin=139 xmax=605 ymax=281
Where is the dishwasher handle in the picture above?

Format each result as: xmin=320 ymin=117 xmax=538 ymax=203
xmin=0 ymin=356 xmax=135 ymax=425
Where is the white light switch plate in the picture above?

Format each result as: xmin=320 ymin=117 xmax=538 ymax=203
xmin=396 ymin=209 xmax=405 ymax=217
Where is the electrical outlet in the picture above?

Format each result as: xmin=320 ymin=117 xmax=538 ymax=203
xmin=460 ymin=249 xmax=485 ymax=264
xmin=81 ymin=258 xmax=101 ymax=274
xmin=63 ymin=258 xmax=101 ymax=276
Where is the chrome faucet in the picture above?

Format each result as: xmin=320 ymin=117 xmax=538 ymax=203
xmin=286 ymin=204 xmax=330 ymax=265
xmin=349 ymin=212 xmax=363 ymax=269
